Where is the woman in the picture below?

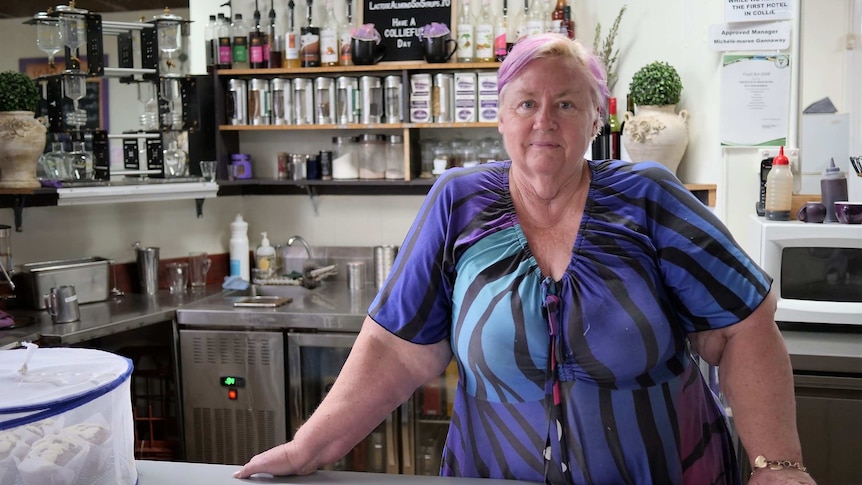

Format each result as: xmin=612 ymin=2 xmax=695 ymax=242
xmin=235 ymin=34 xmax=814 ymax=484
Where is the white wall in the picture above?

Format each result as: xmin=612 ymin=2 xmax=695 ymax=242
xmin=0 ymin=1 xmax=849 ymax=266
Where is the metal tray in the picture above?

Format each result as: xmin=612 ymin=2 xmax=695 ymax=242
xmin=14 ymin=257 xmax=111 ymax=310
xmin=233 ymin=296 xmax=293 ymax=308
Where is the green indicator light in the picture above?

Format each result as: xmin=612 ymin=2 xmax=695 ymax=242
xmin=224 ymin=377 xmax=236 ymax=386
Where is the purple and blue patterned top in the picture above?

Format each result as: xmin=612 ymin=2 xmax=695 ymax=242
xmin=370 ymin=159 xmax=771 ymax=484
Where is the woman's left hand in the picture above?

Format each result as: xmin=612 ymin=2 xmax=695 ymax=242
xmin=747 ymin=468 xmax=817 ymax=485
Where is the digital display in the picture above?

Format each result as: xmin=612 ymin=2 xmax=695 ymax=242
xmin=220 ymin=376 xmax=246 ymax=388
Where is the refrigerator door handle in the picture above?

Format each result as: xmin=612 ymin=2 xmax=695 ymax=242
xmin=399 ymin=400 xmax=415 ymax=474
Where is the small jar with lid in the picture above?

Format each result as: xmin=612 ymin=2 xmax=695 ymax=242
xmin=419 ymin=139 xmax=439 ymax=179
xmin=331 ymin=135 xmax=359 ymax=180
xmin=385 ymin=135 xmax=405 ymax=180
xmin=358 ymin=134 xmax=386 ymax=179
xmin=431 ymin=144 xmax=450 ymax=177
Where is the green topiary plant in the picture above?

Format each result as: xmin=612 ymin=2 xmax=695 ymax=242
xmin=628 ymin=61 xmax=683 ymax=107
xmin=0 ymin=71 xmax=40 ymax=113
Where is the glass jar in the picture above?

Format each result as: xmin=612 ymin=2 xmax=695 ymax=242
xmin=461 ymin=144 xmax=479 ymax=168
xmin=332 ymin=135 xmax=358 ymax=180
xmin=385 ymin=135 xmax=404 ymax=180
xmin=419 ymin=139 xmax=439 ymax=179
xmin=431 ymin=144 xmax=450 ymax=177
xmin=38 ymin=141 xmax=69 ymax=180
xmin=163 ymin=140 xmax=189 ymax=177
xmin=68 ymin=141 xmax=93 ymax=181
xmin=358 ymin=133 xmax=385 ymax=179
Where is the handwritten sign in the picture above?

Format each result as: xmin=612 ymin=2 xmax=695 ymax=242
xmin=363 ymin=0 xmax=453 ymax=61
xmin=725 ymin=0 xmax=794 ymax=23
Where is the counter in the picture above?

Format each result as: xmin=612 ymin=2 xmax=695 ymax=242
xmin=0 ymin=286 xmax=222 ymax=349
xmin=135 ymin=460 xmax=538 ymax=484
xmin=175 ymin=282 xmax=375 ymax=332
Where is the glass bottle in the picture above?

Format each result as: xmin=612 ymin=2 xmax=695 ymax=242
xmin=268 ymin=1 xmax=283 ymax=67
xmin=551 ymin=0 xmax=565 ymax=35
xmin=562 ymin=5 xmax=575 ymax=39
xmin=320 ymin=0 xmax=340 ymax=66
xmin=69 ymin=141 xmax=93 ymax=181
xmin=38 ymin=141 xmax=68 ymax=180
xmin=608 ymin=97 xmax=621 ymax=160
xmin=231 ymin=13 xmax=250 ymax=69
xmin=456 ymin=0 xmax=474 ymax=63
xmin=475 ymin=0 xmax=495 ymax=62
xmin=301 ymin=0 xmax=321 ymax=67
xmin=35 ymin=12 xmax=63 ymax=68
xmin=525 ymin=0 xmax=543 ymax=37
xmin=494 ymin=2 xmax=509 ymax=62
xmin=216 ymin=13 xmax=232 ymax=69
xmin=285 ymin=0 xmax=301 ymax=68
xmin=163 ymin=139 xmax=189 ymax=177
xmin=249 ymin=6 xmax=267 ymax=69
xmin=339 ymin=0 xmax=355 ymax=66
xmin=204 ymin=14 xmax=217 ymax=70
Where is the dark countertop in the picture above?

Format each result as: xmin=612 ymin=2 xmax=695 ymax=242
xmin=135 ymin=460 xmax=538 ymax=484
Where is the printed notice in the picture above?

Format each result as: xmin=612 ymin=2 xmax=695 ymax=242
xmin=725 ymin=0 xmax=794 ymax=23
xmin=720 ymin=54 xmax=792 ymax=146
xmin=363 ymin=0 xmax=453 ymax=61
xmin=708 ymin=21 xmax=790 ymax=51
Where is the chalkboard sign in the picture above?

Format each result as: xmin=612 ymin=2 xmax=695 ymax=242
xmin=362 ymin=0 xmax=453 ymax=61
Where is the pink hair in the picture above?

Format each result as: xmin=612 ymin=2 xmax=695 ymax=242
xmin=497 ymin=33 xmax=610 ymax=120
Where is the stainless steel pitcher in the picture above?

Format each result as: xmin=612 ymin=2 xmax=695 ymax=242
xmin=44 ymin=285 xmax=80 ymax=323
xmin=134 ymin=243 xmax=160 ymax=295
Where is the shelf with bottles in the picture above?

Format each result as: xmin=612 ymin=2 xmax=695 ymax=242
xmin=219 ymin=121 xmax=498 ymax=131
xmin=216 ymin=61 xmax=502 ymax=77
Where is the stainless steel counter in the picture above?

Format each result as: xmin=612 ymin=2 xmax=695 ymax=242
xmin=0 ymin=286 xmax=222 ymax=349
xmin=175 ymin=282 xmax=375 ymax=332
xmin=135 ymin=461 xmax=538 ymax=484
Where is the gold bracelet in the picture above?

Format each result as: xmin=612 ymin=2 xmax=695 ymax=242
xmin=750 ymin=455 xmax=808 ymax=476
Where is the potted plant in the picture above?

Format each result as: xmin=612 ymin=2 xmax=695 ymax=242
xmin=622 ymin=61 xmax=690 ymax=175
xmin=0 ymin=70 xmax=45 ymax=189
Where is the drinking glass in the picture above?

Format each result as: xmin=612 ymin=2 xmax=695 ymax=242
xmin=166 ymin=262 xmax=189 ymax=294
xmin=188 ymin=252 xmax=211 ymax=288
xmin=199 ymin=161 xmax=217 ymax=182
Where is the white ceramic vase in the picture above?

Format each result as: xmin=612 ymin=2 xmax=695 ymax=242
xmin=622 ymin=104 xmax=690 ymax=175
xmin=0 ymin=111 xmax=46 ymax=189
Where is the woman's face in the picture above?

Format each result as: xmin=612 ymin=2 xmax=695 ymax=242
xmin=498 ymin=57 xmax=598 ymax=177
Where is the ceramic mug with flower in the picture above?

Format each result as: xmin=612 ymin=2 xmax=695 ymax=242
xmin=351 ymin=24 xmax=386 ymax=65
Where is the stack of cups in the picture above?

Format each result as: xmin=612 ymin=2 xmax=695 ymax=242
xmin=373 ymin=245 xmax=398 ymax=288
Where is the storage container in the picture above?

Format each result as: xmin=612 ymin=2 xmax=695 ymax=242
xmin=15 ymin=257 xmax=111 ymax=310
xmin=0 ymin=346 xmax=136 ymax=485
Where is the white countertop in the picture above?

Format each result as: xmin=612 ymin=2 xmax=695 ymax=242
xmin=135 ymin=461 xmax=539 ymax=484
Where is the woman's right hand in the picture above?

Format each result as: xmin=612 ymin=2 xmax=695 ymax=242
xmin=233 ymin=441 xmax=317 ymax=479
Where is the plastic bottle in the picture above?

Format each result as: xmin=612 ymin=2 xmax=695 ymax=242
xmin=231 ymin=13 xmax=250 ymax=70
xmin=230 ymin=214 xmax=250 ymax=280
xmin=765 ymin=146 xmax=793 ymax=221
xmin=204 ymin=14 xmax=217 ymax=70
xmin=820 ymin=158 xmax=848 ymax=223
xmin=255 ymin=232 xmax=277 ymax=279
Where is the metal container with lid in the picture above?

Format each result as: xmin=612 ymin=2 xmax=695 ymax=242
xmin=248 ymin=78 xmax=271 ymax=125
xmin=384 ymin=75 xmax=403 ymax=124
xmin=359 ymin=76 xmax=383 ymax=124
xmin=315 ymin=77 xmax=336 ymax=124
xmin=293 ymin=77 xmax=315 ymax=125
xmin=227 ymin=79 xmax=248 ymax=125
xmin=15 ymin=257 xmax=111 ymax=309
xmin=336 ymin=76 xmax=358 ymax=124
xmin=271 ymin=78 xmax=293 ymax=125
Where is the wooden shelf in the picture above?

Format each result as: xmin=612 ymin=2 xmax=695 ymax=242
xmin=219 ymin=122 xmax=498 ymax=131
xmin=217 ymin=61 xmax=501 ymax=76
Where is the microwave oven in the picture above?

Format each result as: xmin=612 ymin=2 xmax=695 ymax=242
xmin=752 ymin=217 xmax=862 ymax=326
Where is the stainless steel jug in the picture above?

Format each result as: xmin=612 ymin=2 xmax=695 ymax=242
xmin=44 ymin=285 xmax=80 ymax=323
xmin=134 ymin=243 xmax=160 ymax=295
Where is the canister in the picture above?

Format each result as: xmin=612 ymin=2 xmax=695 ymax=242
xmin=433 ymin=73 xmax=454 ymax=123
xmin=384 ymin=75 xmax=403 ymax=124
xmin=227 ymin=78 xmax=247 ymax=125
xmin=331 ymin=135 xmax=358 ymax=180
xmin=315 ymin=77 xmax=336 ymax=124
xmin=385 ymin=134 xmax=405 ymax=180
xmin=248 ymin=78 xmax=271 ymax=125
xmin=373 ymin=245 xmax=398 ymax=288
xmin=336 ymin=76 xmax=358 ymax=124
xmin=409 ymin=73 xmax=432 ymax=123
xmin=360 ymin=76 xmax=383 ymax=124
xmin=293 ymin=77 xmax=315 ymax=125
xmin=358 ymin=133 xmax=385 ymax=179
xmin=289 ymin=153 xmax=307 ymax=180
xmin=271 ymin=78 xmax=293 ymax=125
xmin=347 ymin=261 xmax=366 ymax=289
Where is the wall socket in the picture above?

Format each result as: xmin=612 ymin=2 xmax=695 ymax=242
xmin=759 ymin=147 xmax=800 ymax=173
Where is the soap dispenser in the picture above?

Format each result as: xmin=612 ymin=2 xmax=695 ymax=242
xmin=255 ymin=232 xmax=276 ymax=279
xmin=821 ymin=158 xmax=848 ymax=223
